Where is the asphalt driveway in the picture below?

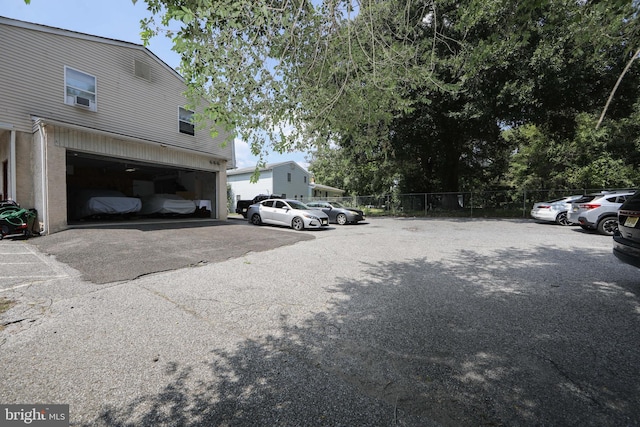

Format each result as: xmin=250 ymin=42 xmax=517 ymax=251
xmin=29 ymin=219 xmax=313 ymax=284
xmin=1 ymin=217 xmax=640 ymax=426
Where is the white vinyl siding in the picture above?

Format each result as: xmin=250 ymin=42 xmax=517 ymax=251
xmin=0 ymin=18 xmax=233 ymax=161
xmin=53 ymin=126 xmax=222 ymax=172
xmin=227 ymin=170 xmax=274 ymax=205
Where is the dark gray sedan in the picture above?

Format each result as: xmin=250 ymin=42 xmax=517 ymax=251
xmin=306 ymin=201 xmax=365 ymax=225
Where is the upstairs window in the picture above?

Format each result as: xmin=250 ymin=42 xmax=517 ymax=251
xmin=287 ymin=172 xmax=292 ymax=182
xmin=65 ymin=66 xmax=97 ymax=111
xmin=179 ymin=107 xmax=195 ymax=135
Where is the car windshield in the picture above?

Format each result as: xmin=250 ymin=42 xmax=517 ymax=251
xmin=287 ymin=200 xmax=309 ymax=210
xmin=331 ymin=201 xmax=346 ymax=208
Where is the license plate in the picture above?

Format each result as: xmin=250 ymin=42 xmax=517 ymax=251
xmin=624 ymin=216 xmax=639 ymax=227
xmin=322 ymin=219 xmax=328 ymax=225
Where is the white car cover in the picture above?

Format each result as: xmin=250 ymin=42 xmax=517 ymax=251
xmin=140 ymin=194 xmax=196 ymax=215
xmin=72 ymin=189 xmax=142 ymax=219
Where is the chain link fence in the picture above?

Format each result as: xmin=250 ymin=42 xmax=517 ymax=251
xmin=310 ymin=188 xmax=637 ymax=218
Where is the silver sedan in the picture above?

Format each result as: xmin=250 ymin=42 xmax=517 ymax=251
xmin=247 ymin=199 xmax=329 ymax=231
xmin=306 ymin=201 xmax=366 ymax=225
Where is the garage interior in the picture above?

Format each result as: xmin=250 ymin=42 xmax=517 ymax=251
xmin=66 ymin=150 xmax=217 ymax=223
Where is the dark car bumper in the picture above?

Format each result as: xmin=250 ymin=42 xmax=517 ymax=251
xmin=577 ymin=216 xmax=595 ymax=228
xmin=351 ymin=214 xmax=365 ymax=222
xmin=613 ymin=231 xmax=640 ymax=268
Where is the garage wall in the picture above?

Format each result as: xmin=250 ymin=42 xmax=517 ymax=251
xmin=54 ymin=127 xmax=224 ymax=173
xmin=16 ymin=132 xmax=36 ymax=213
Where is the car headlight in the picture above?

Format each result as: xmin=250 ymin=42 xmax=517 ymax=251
xmin=303 ymin=213 xmax=319 ymax=220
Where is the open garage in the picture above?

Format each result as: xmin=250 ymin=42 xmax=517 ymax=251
xmin=66 ymin=150 xmax=217 ymax=222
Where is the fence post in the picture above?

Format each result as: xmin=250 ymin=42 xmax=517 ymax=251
xmin=523 ymin=189 xmax=527 ymax=218
xmin=470 ymin=192 xmax=473 ymax=218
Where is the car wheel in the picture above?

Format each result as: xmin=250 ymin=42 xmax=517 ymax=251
xmin=336 ymin=213 xmax=348 ymax=225
xmin=250 ymin=213 xmax=262 ymax=225
xmin=555 ymin=211 xmax=571 ymax=226
xmin=597 ymin=217 xmax=618 ymax=236
xmin=291 ymin=216 xmax=304 ymax=231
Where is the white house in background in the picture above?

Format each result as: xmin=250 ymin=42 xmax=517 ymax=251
xmin=227 ymin=161 xmax=345 ymax=210
xmin=310 ymin=182 xmax=345 ymax=199
xmin=228 ymin=161 xmax=310 ymax=205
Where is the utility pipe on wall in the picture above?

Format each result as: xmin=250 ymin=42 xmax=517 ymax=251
xmin=36 ymin=118 xmax=48 ymax=235
xmin=9 ymin=127 xmax=16 ymax=200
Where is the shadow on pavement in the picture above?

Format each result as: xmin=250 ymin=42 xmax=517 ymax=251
xmin=86 ymin=245 xmax=640 ymax=426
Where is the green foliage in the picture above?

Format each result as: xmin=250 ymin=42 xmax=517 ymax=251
xmin=128 ymin=1 xmax=640 ymax=190
xmin=308 ymin=141 xmax=398 ymax=196
xmin=507 ymin=113 xmax=640 ymax=190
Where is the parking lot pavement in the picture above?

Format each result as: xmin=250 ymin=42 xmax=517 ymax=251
xmin=1 ymin=217 xmax=640 ymax=426
xmin=26 ymin=220 xmax=313 ymax=284
xmin=0 ymin=240 xmax=70 ymax=292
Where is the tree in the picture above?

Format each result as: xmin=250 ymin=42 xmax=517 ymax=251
xmin=132 ymin=0 xmax=437 ymax=177
xmin=309 ymin=0 xmax=640 ymax=193
xmin=506 ymin=112 xmax=640 ymax=190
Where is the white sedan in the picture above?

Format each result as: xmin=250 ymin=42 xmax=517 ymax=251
xmin=247 ymin=199 xmax=330 ymax=230
xmin=530 ymin=195 xmax=583 ymax=226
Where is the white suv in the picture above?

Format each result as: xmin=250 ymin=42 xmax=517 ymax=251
xmin=567 ymin=191 xmax=636 ymax=236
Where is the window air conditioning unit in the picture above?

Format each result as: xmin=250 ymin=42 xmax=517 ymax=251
xmin=75 ymin=96 xmax=91 ymax=107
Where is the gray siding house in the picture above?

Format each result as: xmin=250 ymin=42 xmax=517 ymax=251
xmin=227 ymin=161 xmax=344 ymax=211
xmin=228 ymin=161 xmax=311 ymax=208
xmin=0 ymin=16 xmax=234 ymax=234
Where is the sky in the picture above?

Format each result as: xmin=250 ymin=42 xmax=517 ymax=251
xmin=0 ymin=0 xmax=310 ymax=170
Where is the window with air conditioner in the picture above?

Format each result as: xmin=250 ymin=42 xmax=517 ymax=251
xmin=64 ymin=66 xmax=97 ymax=111
xmin=179 ymin=107 xmax=195 ymax=135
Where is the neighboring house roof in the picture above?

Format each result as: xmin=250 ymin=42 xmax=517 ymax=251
xmin=310 ymin=183 xmax=345 ymax=194
xmin=0 ymin=16 xmax=183 ymax=83
xmin=228 ymin=161 xmax=308 ymax=176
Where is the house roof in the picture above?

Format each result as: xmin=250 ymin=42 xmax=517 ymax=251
xmin=228 ymin=161 xmax=308 ymax=175
xmin=310 ymin=183 xmax=345 ymax=194
xmin=0 ymin=15 xmax=183 ymax=82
